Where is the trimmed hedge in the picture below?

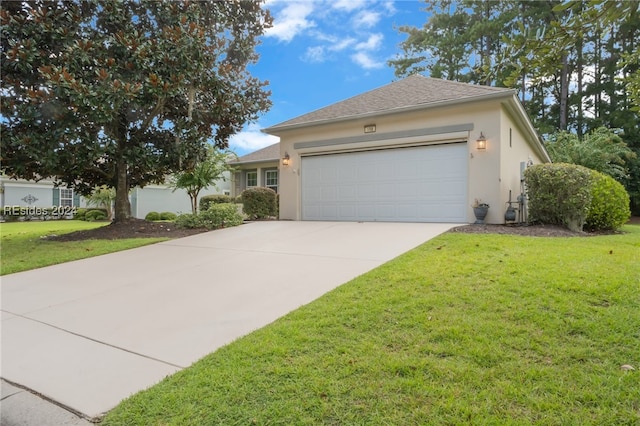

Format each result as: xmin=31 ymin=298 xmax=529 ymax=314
xmin=159 ymin=212 xmax=177 ymax=221
xmin=241 ymin=187 xmax=277 ymax=220
xmin=525 ymin=163 xmax=630 ymax=232
xmin=199 ymin=194 xmax=234 ymax=212
xmin=585 ymin=170 xmax=630 ymax=231
xmin=85 ymin=210 xmax=107 ymax=221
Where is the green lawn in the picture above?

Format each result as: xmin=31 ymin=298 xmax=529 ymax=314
xmin=0 ymin=220 xmax=168 ymax=275
xmin=103 ymin=225 xmax=640 ymax=425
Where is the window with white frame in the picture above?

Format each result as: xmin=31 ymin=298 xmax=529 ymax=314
xmin=246 ymin=171 xmax=257 ymax=187
xmin=60 ymin=188 xmax=73 ymax=207
xmin=265 ymin=170 xmax=278 ymax=192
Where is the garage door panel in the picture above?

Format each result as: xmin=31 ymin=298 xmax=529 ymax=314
xmin=302 ymin=144 xmax=467 ymax=222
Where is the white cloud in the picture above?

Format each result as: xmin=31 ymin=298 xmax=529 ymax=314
xmin=229 ymin=123 xmax=279 ymax=153
xmin=265 ymin=2 xmax=316 ymax=42
xmin=304 ymin=46 xmax=326 ymax=63
xmin=351 ymin=52 xmax=384 ymax=69
xmin=355 ymin=33 xmax=384 ymax=51
xmin=331 ymin=0 xmax=367 ymax=12
xmin=353 ymin=10 xmax=381 ymax=28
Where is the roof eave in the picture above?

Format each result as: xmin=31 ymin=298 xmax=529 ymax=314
xmin=228 ymin=158 xmax=279 ymax=166
xmin=263 ymin=90 xmax=516 ymax=136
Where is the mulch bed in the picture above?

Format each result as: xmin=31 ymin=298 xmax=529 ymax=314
xmin=47 ymin=217 xmax=639 ymax=242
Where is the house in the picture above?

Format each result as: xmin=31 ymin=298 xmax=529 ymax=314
xmin=252 ymin=75 xmax=549 ymax=224
xmin=1 ymin=175 xmax=231 ymax=220
xmin=229 ymin=142 xmax=280 ymax=197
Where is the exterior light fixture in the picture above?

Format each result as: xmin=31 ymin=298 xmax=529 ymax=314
xmin=282 ymin=152 xmax=290 ymax=166
xmin=476 ymin=132 xmax=487 ymax=150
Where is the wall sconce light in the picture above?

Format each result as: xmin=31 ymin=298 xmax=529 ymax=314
xmin=476 ymin=132 xmax=487 ymax=150
xmin=282 ymin=152 xmax=290 ymax=166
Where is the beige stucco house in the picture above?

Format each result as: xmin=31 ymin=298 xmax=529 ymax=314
xmin=236 ymin=75 xmax=550 ymax=224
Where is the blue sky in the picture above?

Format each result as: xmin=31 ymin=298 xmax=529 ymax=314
xmin=228 ymin=0 xmax=427 ymax=156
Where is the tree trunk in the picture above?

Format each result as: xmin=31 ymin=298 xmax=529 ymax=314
xmin=559 ymin=52 xmax=569 ymax=131
xmin=114 ymin=156 xmax=131 ymax=222
xmin=190 ymin=192 xmax=198 ymax=215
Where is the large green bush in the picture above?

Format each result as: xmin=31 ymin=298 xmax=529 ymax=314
xmin=175 ymin=204 xmax=242 ymax=230
xmin=241 ymin=187 xmax=277 ymax=220
xmin=585 ymin=170 xmax=630 ymax=231
xmin=199 ymin=203 xmax=243 ymax=229
xmin=199 ymin=194 xmax=234 ymax=211
xmin=159 ymin=212 xmax=177 ymax=221
xmin=524 ymin=163 xmax=593 ymax=232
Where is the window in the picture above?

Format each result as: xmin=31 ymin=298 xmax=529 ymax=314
xmin=60 ymin=188 xmax=73 ymax=207
xmin=246 ymin=171 xmax=257 ymax=187
xmin=265 ymin=170 xmax=278 ymax=193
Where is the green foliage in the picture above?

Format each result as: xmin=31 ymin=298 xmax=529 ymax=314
xmin=74 ymin=208 xmax=87 ymax=221
xmin=86 ymin=186 xmax=116 ymax=220
xmin=198 ymin=204 xmax=243 ymax=230
xmin=241 ymin=187 xmax=277 ymax=220
xmin=1 ymin=2 xmax=272 ymax=221
xmin=145 ymin=212 xmax=161 ymax=221
xmin=524 ymin=163 xmax=592 ymax=232
xmin=176 ymin=204 xmax=242 ymax=230
xmin=545 ymin=128 xmax=637 ymax=182
xmin=85 ymin=210 xmax=107 ymax=221
xmin=159 ymin=212 xmax=177 ymax=221
xmin=172 ymin=148 xmax=236 ymax=214
xmin=585 ymin=170 xmax=631 ymax=231
xmin=199 ymin=194 xmax=234 ymax=211
xmin=175 ymin=213 xmax=202 ymax=230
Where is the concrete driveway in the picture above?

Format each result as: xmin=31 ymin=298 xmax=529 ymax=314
xmin=1 ymin=221 xmax=457 ymax=421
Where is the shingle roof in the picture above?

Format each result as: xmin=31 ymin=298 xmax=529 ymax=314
xmin=230 ymin=142 xmax=279 ymax=164
xmin=265 ymin=75 xmax=514 ymax=133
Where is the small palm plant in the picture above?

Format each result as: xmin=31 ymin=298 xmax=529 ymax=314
xmin=86 ymin=186 xmax=116 ymax=220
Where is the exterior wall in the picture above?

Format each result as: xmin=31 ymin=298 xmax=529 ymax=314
xmin=1 ymin=177 xmax=88 ymax=212
xmin=276 ymin=97 xmax=510 ymax=223
xmin=498 ymin=107 xmax=549 ymax=223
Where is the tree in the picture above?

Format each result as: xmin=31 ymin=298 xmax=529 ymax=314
xmin=545 ymin=127 xmax=637 ymax=182
xmin=172 ymin=148 xmax=234 ymax=215
xmin=1 ymin=1 xmax=272 ymax=222
xmin=86 ymin=185 xmax=116 ymax=220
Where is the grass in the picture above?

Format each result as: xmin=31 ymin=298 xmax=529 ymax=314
xmin=0 ymin=220 xmax=168 ymax=275
xmin=103 ymin=225 xmax=640 ymax=425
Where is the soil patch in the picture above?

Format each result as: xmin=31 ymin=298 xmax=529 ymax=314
xmin=48 ymin=219 xmax=208 ymax=242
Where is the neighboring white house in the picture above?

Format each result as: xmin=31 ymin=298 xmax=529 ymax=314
xmin=243 ymin=75 xmax=550 ymax=224
xmin=0 ymin=174 xmax=231 ymax=220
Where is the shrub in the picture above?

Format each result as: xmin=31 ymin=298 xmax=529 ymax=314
xmin=159 ymin=211 xmax=177 ymax=221
xmin=85 ymin=210 xmax=107 ymax=221
xmin=74 ymin=208 xmax=87 ymax=221
xmin=199 ymin=194 xmax=234 ymax=211
xmin=199 ymin=203 xmax=243 ymax=229
xmin=585 ymin=170 xmax=630 ymax=231
xmin=241 ymin=187 xmax=277 ymax=220
xmin=145 ymin=211 xmax=161 ymax=221
xmin=524 ymin=163 xmax=592 ymax=232
xmin=175 ymin=213 xmax=202 ymax=229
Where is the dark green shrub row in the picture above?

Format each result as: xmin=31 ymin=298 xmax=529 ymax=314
xmin=241 ymin=187 xmax=277 ymax=220
xmin=145 ymin=211 xmax=178 ymax=221
xmin=199 ymin=194 xmax=235 ymax=211
xmin=525 ymin=163 xmax=630 ymax=231
xmin=175 ymin=203 xmax=243 ymax=230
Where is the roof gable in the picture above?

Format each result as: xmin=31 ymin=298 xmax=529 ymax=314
xmin=231 ymin=142 xmax=279 ymax=165
xmin=265 ymin=75 xmax=514 ymax=133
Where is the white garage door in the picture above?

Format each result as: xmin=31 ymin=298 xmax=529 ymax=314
xmin=301 ymin=143 xmax=468 ymax=222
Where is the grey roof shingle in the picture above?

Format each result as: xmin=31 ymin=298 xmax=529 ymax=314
xmin=265 ymin=75 xmax=513 ymax=132
xmin=230 ymin=142 xmax=279 ymax=164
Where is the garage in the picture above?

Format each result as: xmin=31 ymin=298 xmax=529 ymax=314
xmin=301 ymin=143 xmax=468 ymax=222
